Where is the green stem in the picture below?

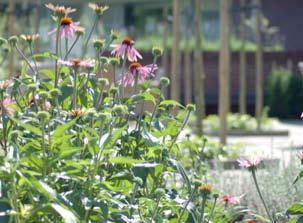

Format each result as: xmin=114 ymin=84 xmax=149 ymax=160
xmin=65 ymin=37 xmax=68 ymax=59
xmin=198 ymin=195 xmax=207 ymax=223
xmin=252 ymin=169 xmax=274 ymax=223
xmin=133 ymin=72 xmax=139 ymax=95
xmin=151 ymin=197 xmax=161 ymax=222
xmin=178 ymin=189 xmax=196 ymax=223
xmin=42 ymin=124 xmax=47 ymax=177
xmin=15 ymin=44 xmax=36 ymax=75
xmin=120 ymin=56 xmax=127 ymax=99
xmin=0 ymin=92 xmax=7 ymax=153
xmin=207 ymin=198 xmax=217 ymax=223
xmin=73 ymin=69 xmax=78 ymax=109
xmin=54 ymin=23 xmax=61 ymax=88
xmin=82 ymin=15 xmax=98 ymax=58
xmin=64 ymin=35 xmax=80 ymax=60
xmin=169 ymin=110 xmax=192 ymax=151
xmin=29 ymin=43 xmax=38 ymax=82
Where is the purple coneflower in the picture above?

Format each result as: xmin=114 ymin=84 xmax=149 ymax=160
xmin=1 ymin=97 xmax=15 ymax=116
xmin=121 ymin=62 xmax=158 ymax=87
xmin=220 ymin=194 xmax=241 ymax=205
xmin=45 ymin=3 xmax=76 ymax=17
xmin=237 ymin=157 xmax=262 ymax=171
xmin=49 ymin=17 xmax=83 ymax=39
xmin=58 ymin=58 xmax=94 ymax=69
xmin=111 ymin=37 xmax=142 ymax=62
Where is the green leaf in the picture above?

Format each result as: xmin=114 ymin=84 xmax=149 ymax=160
xmin=109 ymin=157 xmax=143 ymax=165
xmin=52 ymin=119 xmax=78 ymax=139
xmin=39 ymin=69 xmax=55 ymax=81
xmin=10 ymin=118 xmax=42 ymax=136
xmin=51 ymin=203 xmax=77 ymax=223
xmin=287 ymin=203 xmax=303 ymax=215
xmin=160 ymin=100 xmax=184 ymax=108
xmin=33 ymin=52 xmax=58 ymax=60
xmin=169 ymin=158 xmax=192 ymax=193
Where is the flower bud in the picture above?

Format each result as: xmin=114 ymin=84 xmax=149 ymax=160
xmin=133 ymin=177 xmax=143 ymax=186
xmin=37 ymin=111 xmax=50 ymax=123
xmin=49 ymin=88 xmax=62 ymax=98
xmin=213 ymin=193 xmax=219 ymax=199
xmin=109 ymin=58 xmax=120 ymax=66
xmin=75 ymin=27 xmax=85 ymax=36
xmin=8 ymin=36 xmax=18 ymax=46
xmin=100 ymin=57 xmax=108 ymax=65
xmin=98 ymin=112 xmax=109 ymax=121
xmin=28 ymin=84 xmax=38 ymax=92
xmin=112 ymin=105 xmax=127 ymax=115
xmin=159 ymin=77 xmax=170 ymax=88
xmin=198 ymin=184 xmax=212 ymax=196
xmin=110 ymin=30 xmax=118 ymax=41
xmin=152 ymin=46 xmax=163 ymax=57
xmin=186 ymin=104 xmax=196 ymax=112
xmin=38 ymin=91 xmax=49 ymax=100
xmin=154 ymin=188 xmax=165 ymax=197
xmin=98 ymin=78 xmax=109 ymax=88
xmin=68 ymin=108 xmax=86 ymax=118
xmin=110 ymin=87 xmax=118 ymax=95
xmin=93 ymin=39 xmax=105 ymax=49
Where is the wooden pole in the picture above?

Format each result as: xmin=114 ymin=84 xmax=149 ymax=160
xmin=184 ymin=1 xmax=192 ymax=104
xmin=170 ymin=0 xmax=180 ymax=101
xmin=219 ymin=0 xmax=230 ymax=144
xmin=8 ymin=0 xmax=15 ymax=76
xmin=239 ymin=0 xmax=247 ymax=114
xmin=162 ymin=5 xmax=169 ymax=97
xmin=255 ymin=0 xmax=263 ymax=129
xmin=194 ymin=0 xmax=206 ymax=136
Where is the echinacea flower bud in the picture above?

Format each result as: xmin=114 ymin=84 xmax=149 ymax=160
xmin=109 ymin=58 xmax=120 ymax=66
xmin=20 ymin=34 xmax=39 ymax=44
xmin=100 ymin=57 xmax=108 ymax=64
xmin=98 ymin=112 xmax=109 ymax=121
xmin=9 ymin=130 xmax=21 ymax=140
xmin=198 ymin=184 xmax=212 ymax=196
xmin=186 ymin=104 xmax=196 ymax=112
xmin=154 ymin=188 xmax=165 ymax=198
xmin=38 ymin=91 xmax=49 ymax=100
xmin=88 ymin=3 xmax=109 ymax=16
xmin=50 ymin=88 xmax=62 ymax=98
xmin=75 ymin=27 xmax=85 ymax=36
xmin=112 ymin=105 xmax=127 ymax=115
xmin=86 ymin=108 xmax=97 ymax=119
xmin=28 ymin=84 xmax=38 ymax=92
xmin=110 ymin=30 xmax=119 ymax=41
xmin=8 ymin=36 xmax=18 ymax=46
xmin=93 ymin=39 xmax=105 ymax=49
xmin=110 ymin=87 xmax=118 ymax=95
xmin=133 ymin=177 xmax=143 ymax=186
xmin=193 ymin=179 xmax=202 ymax=188
xmin=213 ymin=193 xmax=219 ymax=199
xmin=0 ymin=37 xmax=7 ymax=47
xmin=98 ymin=78 xmax=109 ymax=88
xmin=159 ymin=77 xmax=170 ymax=88
xmin=152 ymin=46 xmax=163 ymax=57
xmin=37 ymin=111 xmax=50 ymax=123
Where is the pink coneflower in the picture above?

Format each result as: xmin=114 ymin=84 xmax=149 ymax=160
xmin=1 ymin=97 xmax=15 ymax=116
xmin=49 ymin=17 xmax=82 ymax=39
xmin=121 ymin=62 xmax=158 ymax=87
xmin=237 ymin=157 xmax=262 ymax=171
xmin=220 ymin=195 xmax=241 ymax=205
xmin=45 ymin=3 xmax=76 ymax=17
xmin=58 ymin=58 xmax=94 ymax=69
xmin=111 ymin=37 xmax=142 ymax=62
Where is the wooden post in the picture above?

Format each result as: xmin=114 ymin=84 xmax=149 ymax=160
xmin=255 ymin=0 xmax=263 ymax=129
xmin=8 ymin=0 xmax=15 ymax=76
xmin=170 ymin=0 xmax=180 ymax=101
xmin=194 ymin=0 xmax=206 ymax=136
xmin=184 ymin=1 xmax=192 ymax=104
xmin=219 ymin=0 xmax=230 ymax=144
xmin=239 ymin=0 xmax=247 ymax=114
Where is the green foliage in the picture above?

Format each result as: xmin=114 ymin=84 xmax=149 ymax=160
xmin=265 ymin=67 xmax=303 ymax=118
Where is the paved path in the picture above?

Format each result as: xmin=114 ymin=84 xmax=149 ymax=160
xmin=209 ymin=120 xmax=303 ymax=163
